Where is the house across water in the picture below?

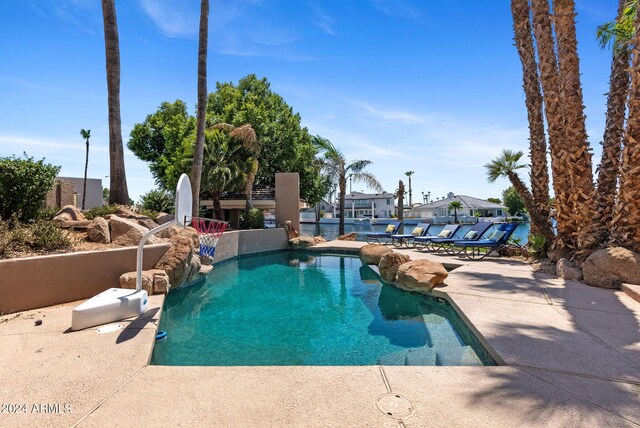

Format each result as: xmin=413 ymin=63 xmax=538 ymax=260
xmin=410 ymin=192 xmax=507 ymax=223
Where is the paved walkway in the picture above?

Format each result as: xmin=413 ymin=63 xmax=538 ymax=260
xmin=1 ymin=242 xmax=639 ymax=427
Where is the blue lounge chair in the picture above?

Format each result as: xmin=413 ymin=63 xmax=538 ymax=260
xmin=413 ymin=224 xmax=461 ymax=249
xmin=453 ymin=223 xmax=519 ymax=260
xmin=390 ymin=223 xmax=432 ymax=248
xmin=362 ymin=221 xmax=402 ymax=244
xmin=422 ymin=221 xmax=494 ymax=254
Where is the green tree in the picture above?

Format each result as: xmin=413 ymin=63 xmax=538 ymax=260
xmin=190 ymin=0 xmax=209 ymax=216
xmin=101 ymin=0 xmax=129 ymax=204
xmin=128 ymin=100 xmax=196 ymax=190
xmin=207 ymin=74 xmax=321 ymax=202
xmin=139 ymin=189 xmax=174 ymax=213
xmin=80 ymin=129 xmax=91 ymax=210
xmin=503 ymin=187 xmax=525 ymax=216
xmin=314 ymin=136 xmax=383 ymax=235
xmin=487 ymin=197 xmax=502 ymax=204
xmin=448 ymin=201 xmax=462 ymax=224
xmin=0 ymin=154 xmax=60 ymax=222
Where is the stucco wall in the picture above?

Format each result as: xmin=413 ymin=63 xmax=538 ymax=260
xmin=0 ymin=244 xmax=170 ymax=314
xmin=212 ymin=228 xmax=288 ymax=265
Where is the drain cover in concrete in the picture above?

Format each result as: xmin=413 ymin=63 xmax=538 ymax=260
xmin=376 ymin=393 xmax=413 ymax=419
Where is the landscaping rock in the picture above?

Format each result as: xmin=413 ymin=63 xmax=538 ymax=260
xmin=289 ymin=236 xmax=316 ymax=249
xmin=119 ymin=269 xmax=169 ymax=295
xmin=87 ymin=217 xmax=110 ymax=243
xmin=314 ymin=236 xmax=327 ymax=244
xmin=115 ymin=206 xmax=137 ymax=218
xmin=556 ymin=258 xmax=582 ymax=281
xmin=155 ymin=228 xmax=201 ymax=288
xmin=156 ymin=213 xmax=175 ymax=225
xmin=158 ymin=225 xmax=181 ymax=240
xmin=396 ymin=259 xmax=448 ymax=292
xmin=199 ymin=264 xmax=213 ymax=275
xmin=378 ymin=252 xmax=411 ymax=283
xmin=53 ymin=205 xmax=86 ymax=222
xmin=110 ymin=215 xmax=162 ymax=247
xmin=582 ymin=247 xmax=640 ymax=289
xmin=337 ymin=232 xmax=358 ymax=241
xmin=137 ymin=217 xmax=159 ymax=230
xmin=359 ymin=244 xmax=393 ymax=265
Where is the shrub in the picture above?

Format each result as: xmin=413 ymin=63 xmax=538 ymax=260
xmin=30 ymin=220 xmax=71 ymax=250
xmin=0 ymin=154 xmax=60 ymax=222
xmin=85 ymin=204 xmax=119 ymax=220
xmin=139 ymin=189 xmax=174 ymax=213
xmin=241 ymin=208 xmax=264 ymax=229
xmin=138 ymin=208 xmax=159 ymax=220
xmin=37 ymin=207 xmax=58 ymax=221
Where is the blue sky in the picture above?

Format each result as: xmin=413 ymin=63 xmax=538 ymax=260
xmin=0 ymin=0 xmax=619 ymax=203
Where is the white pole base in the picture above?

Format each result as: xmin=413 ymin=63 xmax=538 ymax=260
xmin=71 ymin=288 xmax=148 ymax=331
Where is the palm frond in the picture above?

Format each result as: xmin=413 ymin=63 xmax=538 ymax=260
xmin=351 ymin=171 xmax=383 ymax=192
xmin=347 ymin=159 xmax=373 ymax=174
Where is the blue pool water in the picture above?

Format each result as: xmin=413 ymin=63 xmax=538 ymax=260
xmin=152 ymin=251 xmax=495 ymax=366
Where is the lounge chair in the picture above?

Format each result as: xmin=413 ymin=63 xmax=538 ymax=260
xmin=421 ymin=221 xmax=494 ymax=253
xmin=413 ymin=224 xmax=461 ymax=249
xmin=390 ymin=223 xmax=432 ymax=248
xmin=362 ymin=221 xmax=402 ymax=244
xmin=453 ymin=222 xmax=519 ymax=260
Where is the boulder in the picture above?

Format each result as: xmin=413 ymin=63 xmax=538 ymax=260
xmin=314 ymin=236 xmax=327 ymax=244
xmin=359 ymin=244 xmax=393 ymax=265
xmin=556 ymin=258 xmax=582 ymax=281
xmin=137 ymin=217 xmax=159 ymax=230
xmin=396 ymin=259 xmax=448 ymax=292
xmin=378 ymin=252 xmax=411 ymax=283
xmin=337 ymin=232 xmax=358 ymax=241
xmin=289 ymin=236 xmax=316 ymax=249
xmin=582 ymin=247 xmax=640 ymax=289
xmin=155 ymin=228 xmax=201 ymax=288
xmin=53 ymin=205 xmax=86 ymax=222
xmin=199 ymin=264 xmax=213 ymax=275
xmin=156 ymin=213 xmax=175 ymax=225
xmin=87 ymin=217 xmax=110 ymax=243
xmin=110 ymin=215 xmax=162 ymax=247
xmin=119 ymin=269 xmax=170 ymax=295
xmin=158 ymin=225 xmax=182 ymax=240
xmin=115 ymin=206 xmax=137 ymax=218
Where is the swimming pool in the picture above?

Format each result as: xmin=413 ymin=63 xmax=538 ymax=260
xmin=152 ymin=251 xmax=495 ymax=366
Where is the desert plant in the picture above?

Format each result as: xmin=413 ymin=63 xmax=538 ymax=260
xmin=30 ymin=220 xmax=71 ymax=250
xmin=85 ymin=204 xmax=119 ymax=220
xmin=0 ymin=154 xmax=60 ymax=222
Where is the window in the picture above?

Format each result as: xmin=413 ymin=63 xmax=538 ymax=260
xmin=497 ymin=209 xmax=503 ymax=216
xmin=386 ymin=199 xmax=391 ymax=204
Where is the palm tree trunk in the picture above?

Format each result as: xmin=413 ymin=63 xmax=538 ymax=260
xmin=212 ymin=191 xmax=222 ymax=220
xmin=511 ymin=0 xmax=553 ymax=245
xmin=507 ymin=171 xmax=554 ymax=243
xmin=190 ymin=0 xmax=209 ymax=216
xmin=82 ymin=138 xmax=89 ymax=210
xmin=338 ymin=176 xmax=346 ymax=236
xmin=101 ymin=0 xmax=129 ymax=205
xmin=552 ymin=0 xmax=598 ymax=256
xmin=530 ymin=0 xmax=573 ymax=254
xmin=596 ymin=0 xmax=631 ymax=245
xmin=611 ymin=8 xmax=640 ymax=252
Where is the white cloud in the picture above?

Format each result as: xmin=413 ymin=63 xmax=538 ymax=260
xmin=309 ymin=3 xmax=338 ymax=36
xmin=138 ymin=0 xmax=199 ymax=38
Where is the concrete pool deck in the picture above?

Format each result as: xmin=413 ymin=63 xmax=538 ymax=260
xmin=1 ymin=241 xmax=639 ymax=427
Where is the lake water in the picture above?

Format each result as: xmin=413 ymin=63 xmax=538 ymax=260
xmin=299 ymin=221 xmax=531 ymax=244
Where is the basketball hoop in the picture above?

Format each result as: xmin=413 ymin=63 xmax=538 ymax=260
xmin=191 ymin=217 xmax=228 ymax=259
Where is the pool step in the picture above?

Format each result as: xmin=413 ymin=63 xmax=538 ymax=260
xmin=378 ymin=347 xmax=438 ymax=366
xmin=436 ymin=346 xmax=483 ymax=366
xmin=422 ymin=314 xmax=463 ymax=349
xmin=378 ymin=350 xmax=409 ymax=366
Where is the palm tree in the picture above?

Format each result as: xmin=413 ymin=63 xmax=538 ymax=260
xmin=485 ymin=149 xmax=554 ymax=248
xmin=448 ymin=201 xmax=462 ymax=224
xmin=530 ymin=0 xmax=573 ymax=253
xmin=552 ymin=0 xmax=599 ymax=255
xmin=80 ymin=129 xmax=91 ymax=210
xmin=405 ymin=171 xmax=414 ymax=206
xmin=190 ymin=0 xmax=209 ymax=217
xmin=210 ymin=123 xmax=259 ymax=213
xmin=313 ymin=136 xmax=383 ymax=236
xmin=100 ymin=0 xmax=129 ymax=204
xmin=611 ymin=7 xmax=640 ymax=252
xmin=595 ymin=0 xmax=632 ymax=245
xmin=510 ymin=0 xmax=551 ymax=232
xmin=396 ymin=180 xmax=405 ymax=221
